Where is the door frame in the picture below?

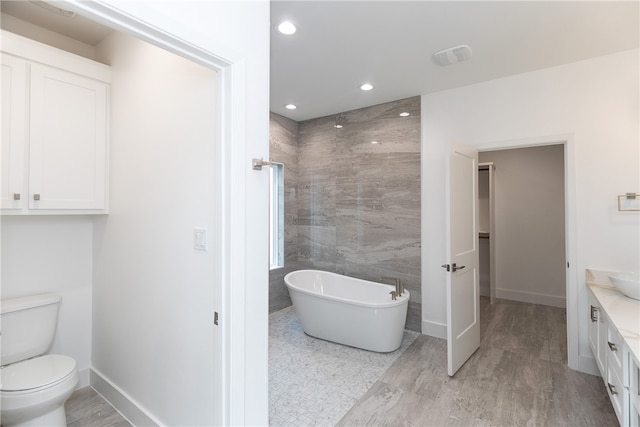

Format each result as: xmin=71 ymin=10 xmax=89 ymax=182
xmin=476 ymin=135 xmax=578 ymax=371
xmin=61 ymin=1 xmax=260 ymax=425
xmin=478 ymin=162 xmax=496 ymax=304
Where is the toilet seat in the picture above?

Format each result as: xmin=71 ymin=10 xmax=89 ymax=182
xmin=1 ymin=354 xmax=76 ymax=392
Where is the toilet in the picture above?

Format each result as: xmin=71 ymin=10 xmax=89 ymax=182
xmin=0 ymin=293 xmax=79 ymax=427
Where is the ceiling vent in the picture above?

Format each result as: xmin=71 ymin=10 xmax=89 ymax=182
xmin=432 ymin=45 xmax=472 ymax=66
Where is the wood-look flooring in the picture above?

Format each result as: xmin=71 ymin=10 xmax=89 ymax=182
xmin=64 ymin=298 xmax=616 ymax=427
xmin=337 ymin=297 xmax=617 ymax=426
xmin=65 ymin=386 xmax=131 ymax=427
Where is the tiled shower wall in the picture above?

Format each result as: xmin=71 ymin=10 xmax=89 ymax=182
xmin=269 ymin=113 xmax=299 ymax=312
xmin=269 ymin=96 xmax=421 ymax=331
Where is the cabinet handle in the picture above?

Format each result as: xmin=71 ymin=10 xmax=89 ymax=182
xmin=607 ymin=383 xmax=618 ymax=395
xmin=590 ymin=305 xmax=598 ymax=322
xmin=13 ymin=193 xmax=20 ymax=200
xmin=33 ymin=194 xmax=40 ymax=201
xmin=608 ymin=341 xmax=618 ymax=352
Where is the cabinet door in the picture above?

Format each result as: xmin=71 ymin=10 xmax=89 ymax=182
xmin=598 ymin=310 xmax=608 ymax=375
xmin=29 ymin=63 xmax=107 ymax=210
xmin=588 ymin=291 xmax=606 ymax=374
xmin=1 ymin=53 xmax=26 ymax=210
xmin=588 ymin=295 xmax=599 ymax=356
xmin=631 ymin=356 xmax=640 ymax=427
xmin=607 ymin=321 xmax=624 ymax=383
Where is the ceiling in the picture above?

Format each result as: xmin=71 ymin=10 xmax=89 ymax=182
xmin=271 ymin=1 xmax=639 ymax=121
xmin=2 ymin=1 xmax=638 ymax=123
xmin=1 ymin=1 xmax=112 ymax=45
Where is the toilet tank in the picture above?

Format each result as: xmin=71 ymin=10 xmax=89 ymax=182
xmin=1 ymin=293 xmax=61 ymax=367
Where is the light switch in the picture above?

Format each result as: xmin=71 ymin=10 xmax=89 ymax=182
xmin=194 ymin=228 xmax=208 ymax=251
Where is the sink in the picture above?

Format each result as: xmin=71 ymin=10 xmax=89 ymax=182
xmin=608 ymin=272 xmax=640 ymax=300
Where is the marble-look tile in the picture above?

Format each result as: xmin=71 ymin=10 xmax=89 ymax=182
xmin=297 ymin=182 xmax=336 ymax=227
xmin=336 ymin=119 xmax=421 ymax=155
xmin=269 ymin=267 xmax=293 ymax=313
xmin=547 ymin=360 xmax=618 ymax=426
xmin=546 ymin=305 xmax=568 ymax=364
xmin=297 ymin=225 xmax=337 ymax=270
xmin=269 ymin=306 xmax=418 ymax=427
xmin=335 ymin=381 xmax=441 ymax=427
xmin=288 ymin=96 xmax=421 ymax=328
xmin=338 ymin=298 xmax=617 ymax=427
xmin=340 ymin=96 xmax=421 ymax=124
xmin=480 ymin=300 xmax=551 ymax=360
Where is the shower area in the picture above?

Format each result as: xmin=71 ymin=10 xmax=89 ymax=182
xmin=268 ymin=95 xmax=422 ymax=331
xmin=268 ymin=96 xmax=422 ymax=425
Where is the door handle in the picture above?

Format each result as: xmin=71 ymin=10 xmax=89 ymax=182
xmin=452 ymin=263 xmax=466 ymax=272
xmin=441 ymin=263 xmax=466 ymax=272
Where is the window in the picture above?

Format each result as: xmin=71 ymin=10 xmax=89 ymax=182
xmin=269 ymin=162 xmax=284 ymax=269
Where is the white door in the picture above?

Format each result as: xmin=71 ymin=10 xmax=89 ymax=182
xmin=445 ymin=144 xmax=480 ymax=376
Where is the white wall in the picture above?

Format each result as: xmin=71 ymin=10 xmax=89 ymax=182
xmin=1 ymin=216 xmax=93 ymax=387
xmin=422 ymin=48 xmax=639 ymax=373
xmin=479 ymin=145 xmax=566 ymax=307
xmin=91 ymin=31 xmax=218 ymax=426
xmin=0 ymin=12 xmax=98 ymax=60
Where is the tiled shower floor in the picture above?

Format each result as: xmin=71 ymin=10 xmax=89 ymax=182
xmin=269 ymin=306 xmax=419 ymax=426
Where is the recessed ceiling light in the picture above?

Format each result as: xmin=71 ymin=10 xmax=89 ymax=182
xmin=277 ymin=21 xmax=297 ymax=35
xmin=334 ymin=124 xmax=343 ymax=129
xmin=285 ymin=104 xmax=297 ymax=110
xmin=371 ymin=141 xmax=379 ymax=144
xmin=399 ymin=112 xmax=410 ymax=117
xmin=360 ymin=83 xmax=374 ymax=91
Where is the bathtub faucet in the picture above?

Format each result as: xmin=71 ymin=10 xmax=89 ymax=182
xmin=380 ymin=276 xmax=404 ymax=297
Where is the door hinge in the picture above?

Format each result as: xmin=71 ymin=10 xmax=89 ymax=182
xmin=214 ymin=312 xmax=219 ymax=326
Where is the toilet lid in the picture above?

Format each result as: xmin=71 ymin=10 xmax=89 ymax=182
xmin=1 ymin=354 xmax=76 ymax=391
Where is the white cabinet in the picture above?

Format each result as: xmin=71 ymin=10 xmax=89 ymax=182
xmin=589 ymin=286 xmax=632 ymax=426
xmin=28 ymin=63 xmax=108 ymax=210
xmin=589 ymin=291 xmax=606 ymax=373
xmin=1 ymin=53 xmax=27 ymax=210
xmin=1 ymin=31 xmax=110 ymax=214
xmin=605 ymin=320 xmax=628 ymax=425
xmin=631 ymin=357 xmax=640 ymax=426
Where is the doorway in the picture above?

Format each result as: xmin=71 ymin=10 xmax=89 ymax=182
xmin=0 ymin=1 xmax=264 ymax=425
xmin=479 ymin=144 xmax=566 ymax=308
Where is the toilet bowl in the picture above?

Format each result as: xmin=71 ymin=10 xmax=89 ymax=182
xmin=0 ymin=294 xmax=79 ymax=427
xmin=0 ymin=354 xmax=79 ymax=427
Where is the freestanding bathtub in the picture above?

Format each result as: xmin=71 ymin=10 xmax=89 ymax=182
xmin=284 ymin=269 xmax=409 ymax=352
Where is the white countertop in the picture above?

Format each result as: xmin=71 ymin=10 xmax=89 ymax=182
xmin=587 ymin=269 xmax=640 ymax=366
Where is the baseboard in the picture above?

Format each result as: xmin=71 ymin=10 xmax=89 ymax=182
xmin=422 ymin=319 xmax=447 ymax=339
xmin=90 ymin=368 xmax=162 ymax=427
xmin=496 ymin=288 xmax=566 ymax=308
xmin=572 ymin=353 xmax=600 ymax=376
